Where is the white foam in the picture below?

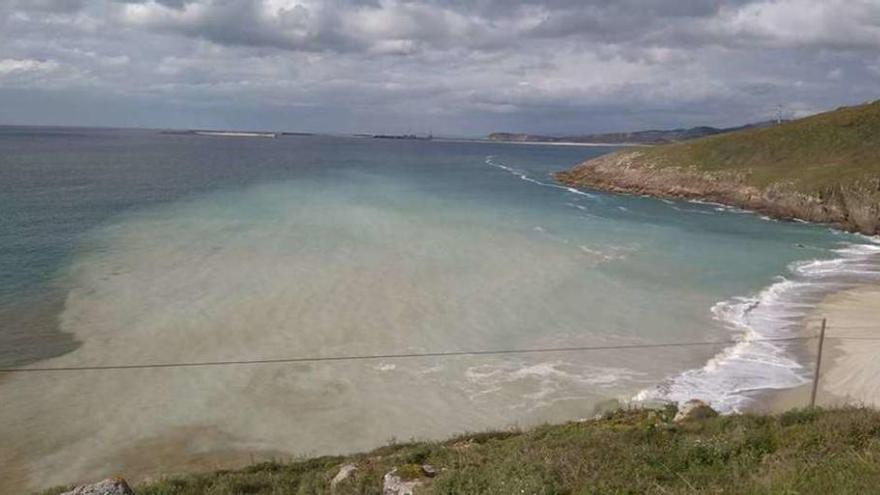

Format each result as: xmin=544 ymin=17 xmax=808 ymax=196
xmin=484 ymin=155 xmax=598 ymax=199
xmin=669 ymin=204 xmax=718 ymax=216
xmin=466 ymin=360 xmax=646 ymax=411
xmin=684 ymin=199 xmax=750 ymax=215
xmin=576 ymin=243 xmax=638 ymax=264
xmin=635 ymin=238 xmax=880 ymax=413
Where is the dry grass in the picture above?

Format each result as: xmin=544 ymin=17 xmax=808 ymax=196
xmin=635 ymin=100 xmax=880 ymax=192
xmin=39 ymin=406 xmax=880 ymax=494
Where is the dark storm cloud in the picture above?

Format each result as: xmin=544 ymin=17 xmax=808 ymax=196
xmin=0 ymin=0 xmax=878 ymax=135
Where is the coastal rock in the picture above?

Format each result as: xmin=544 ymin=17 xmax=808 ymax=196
xmin=674 ymin=399 xmax=718 ymax=423
xmin=60 ymin=478 xmax=135 ymax=495
xmin=330 ymin=464 xmax=358 ymax=489
xmin=420 ymin=464 xmax=439 ymax=477
xmin=555 ymin=149 xmax=880 ymax=236
xmin=383 ymin=468 xmax=424 ymax=495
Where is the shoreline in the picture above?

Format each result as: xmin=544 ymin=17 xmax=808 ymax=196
xmin=575 ymin=179 xmax=880 ymax=414
xmin=555 ymin=151 xmax=880 ymax=236
xmin=482 ymin=140 xmax=652 ymax=147
xmin=437 ymin=138 xmax=648 ymax=147
xmin=554 ymin=147 xmax=880 ymax=413
xmin=750 ymin=285 xmax=880 ymax=413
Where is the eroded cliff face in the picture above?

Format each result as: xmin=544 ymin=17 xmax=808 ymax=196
xmin=555 ymin=151 xmax=880 ymax=235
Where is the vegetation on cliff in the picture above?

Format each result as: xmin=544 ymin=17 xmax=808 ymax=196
xmin=556 ymin=100 xmax=880 ymax=234
xmin=42 ymin=407 xmax=880 ymax=494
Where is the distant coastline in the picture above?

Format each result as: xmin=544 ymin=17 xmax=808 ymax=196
xmin=435 ymin=137 xmax=647 ymax=147
xmin=479 ymin=139 xmax=649 ymax=147
xmin=162 ymin=130 xmax=279 ymax=138
xmin=487 ymin=120 xmax=779 ymax=146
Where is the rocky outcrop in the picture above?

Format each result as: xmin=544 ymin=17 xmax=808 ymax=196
xmin=673 ymin=399 xmax=719 ymax=423
xmin=382 ymin=468 xmax=424 ymax=495
xmin=331 ymin=464 xmax=358 ymax=490
xmin=61 ymin=478 xmax=135 ymax=495
xmin=419 ymin=464 xmax=439 ymax=478
xmin=380 ymin=465 xmax=439 ymax=494
xmin=555 ymin=151 xmax=880 ymax=235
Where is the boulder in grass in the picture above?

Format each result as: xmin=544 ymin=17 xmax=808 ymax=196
xmin=61 ymin=478 xmax=135 ymax=495
xmin=383 ymin=468 xmax=424 ymax=495
xmin=674 ymin=399 xmax=719 ymax=423
xmin=420 ymin=464 xmax=439 ymax=478
xmin=331 ymin=464 xmax=358 ymax=489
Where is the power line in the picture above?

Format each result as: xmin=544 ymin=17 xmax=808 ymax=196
xmin=0 ymin=336 xmax=814 ymax=374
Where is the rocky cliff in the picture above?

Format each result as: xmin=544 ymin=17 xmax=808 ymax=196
xmin=556 ymin=151 xmax=880 ymax=235
xmin=556 ymin=101 xmax=880 ymax=235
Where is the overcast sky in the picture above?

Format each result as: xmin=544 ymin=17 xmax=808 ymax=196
xmin=1 ymin=0 xmax=878 ymax=136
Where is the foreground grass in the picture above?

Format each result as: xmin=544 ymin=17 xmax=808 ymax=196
xmin=41 ymin=407 xmax=880 ymax=494
xmin=635 ymin=99 xmax=880 ymax=192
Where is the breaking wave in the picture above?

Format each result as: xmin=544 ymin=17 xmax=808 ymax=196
xmin=636 ymin=238 xmax=880 ymax=412
xmin=484 ymin=155 xmax=597 ymax=198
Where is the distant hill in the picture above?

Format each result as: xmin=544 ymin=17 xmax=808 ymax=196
xmin=488 ymin=121 xmax=778 ymax=145
xmin=556 ymin=100 xmax=880 ymax=234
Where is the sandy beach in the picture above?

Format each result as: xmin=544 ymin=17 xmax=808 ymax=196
xmin=753 ymin=285 xmax=880 ymax=413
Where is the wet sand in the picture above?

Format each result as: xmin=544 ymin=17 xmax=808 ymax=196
xmin=752 ymin=285 xmax=880 ymax=413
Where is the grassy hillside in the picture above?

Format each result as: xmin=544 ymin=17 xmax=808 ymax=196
xmin=42 ymin=407 xmax=880 ymax=494
xmin=557 ymin=100 xmax=880 ymax=234
xmin=636 ymin=100 xmax=880 ymax=191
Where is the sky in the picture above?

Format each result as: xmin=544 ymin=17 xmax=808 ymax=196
xmin=0 ymin=0 xmax=879 ymax=136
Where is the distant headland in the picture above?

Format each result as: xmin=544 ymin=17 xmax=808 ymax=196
xmin=556 ymin=100 xmax=880 ymax=235
xmin=488 ymin=121 xmax=780 ymax=146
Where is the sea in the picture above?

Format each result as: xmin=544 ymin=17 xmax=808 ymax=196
xmin=1 ymin=126 xmax=879 ymax=490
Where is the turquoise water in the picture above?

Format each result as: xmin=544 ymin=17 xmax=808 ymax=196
xmin=1 ymin=128 xmax=877 ymax=489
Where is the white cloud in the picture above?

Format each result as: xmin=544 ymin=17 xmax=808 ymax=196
xmin=0 ymin=58 xmax=60 ymax=74
xmin=714 ymin=0 xmax=880 ymax=49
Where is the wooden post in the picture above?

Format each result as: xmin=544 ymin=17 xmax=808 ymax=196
xmin=810 ymin=318 xmax=827 ymax=408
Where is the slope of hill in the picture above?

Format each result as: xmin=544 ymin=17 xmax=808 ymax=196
xmin=556 ymin=101 xmax=880 ymax=234
xmin=488 ymin=121 xmax=777 ymax=145
xmin=41 ymin=407 xmax=880 ymax=494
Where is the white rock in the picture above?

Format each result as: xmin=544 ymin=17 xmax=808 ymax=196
xmin=331 ymin=464 xmax=358 ymax=489
xmin=420 ymin=464 xmax=439 ymax=478
xmin=674 ymin=399 xmax=718 ymax=423
xmin=383 ymin=469 xmax=423 ymax=495
xmin=61 ymin=478 xmax=135 ymax=495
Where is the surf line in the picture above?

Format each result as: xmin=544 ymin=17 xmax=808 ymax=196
xmin=484 ymin=156 xmax=597 ymax=199
xmin=635 ymin=238 xmax=880 ymax=414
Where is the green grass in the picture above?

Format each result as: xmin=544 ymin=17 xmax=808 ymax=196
xmin=635 ymin=100 xmax=880 ymax=192
xmin=40 ymin=407 xmax=880 ymax=494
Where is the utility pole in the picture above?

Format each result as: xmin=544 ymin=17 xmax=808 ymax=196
xmin=810 ymin=318 xmax=827 ymax=408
